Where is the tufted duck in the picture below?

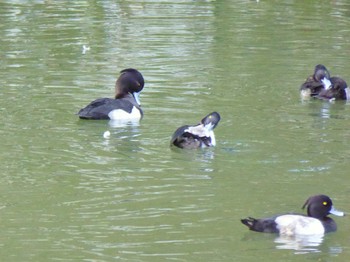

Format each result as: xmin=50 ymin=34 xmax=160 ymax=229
xmin=241 ymin=195 xmax=344 ymax=236
xmin=170 ymin=112 xmax=221 ymax=149
xmin=300 ymin=64 xmax=331 ymax=99
xmin=78 ymin=68 xmax=144 ymax=120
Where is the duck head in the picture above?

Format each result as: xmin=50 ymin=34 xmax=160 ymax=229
xmin=302 ymin=194 xmax=344 ymax=219
xmin=313 ymin=64 xmax=330 ymax=82
xmin=201 ymin=111 xmax=221 ymax=131
xmin=115 ymin=68 xmax=145 ymax=105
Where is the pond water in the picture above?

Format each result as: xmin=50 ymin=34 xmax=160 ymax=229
xmin=1 ymin=0 xmax=350 ymax=261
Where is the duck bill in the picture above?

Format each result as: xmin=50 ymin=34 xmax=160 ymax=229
xmin=133 ymin=91 xmax=141 ymax=106
xmin=329 ymin=206 xmax=345 ymax=216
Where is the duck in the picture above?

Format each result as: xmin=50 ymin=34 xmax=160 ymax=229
xmin=316 ymin=76 xmax=349 ymax=101
xmin=241 ymin=194 xmax=344 ymax=236
xmin=78 ymin=68 xmax=144 ymax=120
xmin=300 ymin=64 xmax=331 ymax=99
xmin=170 ymin=112 xmax=221 ymax=149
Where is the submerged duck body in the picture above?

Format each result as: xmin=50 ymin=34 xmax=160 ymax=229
xmin=78 ymin=68 xmax=144 ymax=120
xmin=300 ymin=64 xmax=331 ymax=99
xmin=241 ymin=195 xmax=344 ymax=236
xmin=316 ymin=76 xmax=349 ymax=101
xmin=170 ymin=112 xmax=221 ymax=149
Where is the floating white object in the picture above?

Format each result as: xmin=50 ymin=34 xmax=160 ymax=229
xmin=82 ymin=45 xmax=90 ymax=54
xmin=103 ymin=130 xmax=111 ymax=139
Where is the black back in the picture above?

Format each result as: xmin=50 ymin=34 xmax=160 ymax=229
xmin=78 ymin=96 xmax=141 ymax=120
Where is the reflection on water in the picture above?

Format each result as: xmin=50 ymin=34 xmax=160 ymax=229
xmin=2 ymin=0 xmax=350 ymax=261
xmin=275 ymin=234 xmax=324 ymax=254
xmin=275 ymin=234 xmax=344 ymax=256
xmin=108 ymin=119 xmax=141 ymax=128
xmin=305 ymin=99 xmax=349 ymax=120
xmin=320 ymin=102 xmax=331 ymax=119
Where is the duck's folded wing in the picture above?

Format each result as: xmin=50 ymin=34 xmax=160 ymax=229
xmin=171 ymin=126 xmax=201 ymax=149
xmin=78 ymin=98 xmax=134 ymax=119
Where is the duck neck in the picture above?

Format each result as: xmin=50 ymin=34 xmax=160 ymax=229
xmin=115 ymin=93 xmax=130 ymax=99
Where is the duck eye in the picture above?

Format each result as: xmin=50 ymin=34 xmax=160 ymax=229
xmin=323 ymin=201 xmax=328 ymax=206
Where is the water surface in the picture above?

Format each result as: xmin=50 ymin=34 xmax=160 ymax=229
xmin=1 ymin=0 xmax=350 ymax=261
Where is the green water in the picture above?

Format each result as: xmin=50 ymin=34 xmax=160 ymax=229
xmin=1 ymin=0 xmax=350 ymax=261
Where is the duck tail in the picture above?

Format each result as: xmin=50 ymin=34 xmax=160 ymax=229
xmin=241 ymin=217 xmax=257 ymax=230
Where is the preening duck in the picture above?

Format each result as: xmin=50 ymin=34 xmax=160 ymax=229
xmin=300 ymin=64 xmax=331 ymax=99
xmin=170 ymin=112 xmax=221 ymax=149
xmin=316 ymin=76 xmax=349 ymax=101
xmin=78 ymin=68 xmax=144 ymax=120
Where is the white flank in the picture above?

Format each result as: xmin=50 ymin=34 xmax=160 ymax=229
xmin=209 ymin=130 xmax=216 ymax=146
xmin=275 ymin=215 xmax=325 ymax=236
xmin=345 ymin=87 xmax=350 ymax=101
xmin=186 ymin=124 xmax=209 ymax=137
xmin=108 ymin=106 xmax=141 ymax=121
xmin=185 ymin=124 xmax=216 ymax=147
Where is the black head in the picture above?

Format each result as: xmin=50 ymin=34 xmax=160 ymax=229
xmin=115 ymin=68 xmax=145 ymax=98
xmin=313 ymin=64 xmax=330 ymax=82
xmin=200 ymin=112 xmax=221 ymax=130
xmin=302 ymin=194 xmax=344 ymax=219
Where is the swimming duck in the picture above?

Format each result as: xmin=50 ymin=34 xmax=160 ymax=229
xmin=316 ymin=76 xmax=349 ymax=101
xmin=170 ymin=112 xmax=221 ymax=149
xmin=300 ymin=64 xmax=331 ymax=99
xmin=241 ymin=194 xmax=344 ymax=236
xmin=78 ymin=68 xmax=144 ymax=120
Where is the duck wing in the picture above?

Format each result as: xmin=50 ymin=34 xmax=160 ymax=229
xmin=78 ymin=98 xmax=135 ymax=119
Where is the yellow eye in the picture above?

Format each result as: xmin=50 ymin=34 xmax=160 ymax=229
xmin=323 ymin=201 xmax=328 ymax=206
